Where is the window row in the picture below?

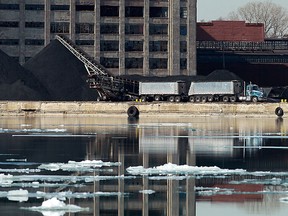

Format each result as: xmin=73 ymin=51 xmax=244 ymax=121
xmin=0 ymin=4 xmax=187 ymax=18
xmin=0 ymin=38 xmax=186 ymax=52
xmin=0 ymin=39 xmax=44 ymax=45
xmin=99 ymin=58 xmax=187 ymax=69
xmin=95 ymin=40 xmax=188 ymax=52
xmin=0 ymin=22 xmax=187 ymax=36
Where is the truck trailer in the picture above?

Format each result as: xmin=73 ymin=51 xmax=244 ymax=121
xmin=139 ymin=81 xmax=187 ymax=102
xmin=188 ymin=80 xmax=265 ymax=102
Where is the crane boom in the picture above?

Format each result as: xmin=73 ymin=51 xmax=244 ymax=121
xmin=55 ymin=35 xmax=139 ymax=101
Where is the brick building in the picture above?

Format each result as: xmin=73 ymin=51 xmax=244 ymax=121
xmin=0 ymin=0 xmax=197 ymax=76
xmin=197 ymin=20 xmax=265 ymax=42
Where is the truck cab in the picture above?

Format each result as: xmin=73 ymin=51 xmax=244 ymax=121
xmin=245 ymin=83 xmax=265 ymax=102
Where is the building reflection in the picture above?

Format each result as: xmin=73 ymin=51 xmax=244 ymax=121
xmin=80 ymin=116 xmax=288 ymax=215
xmin=0 ymin=116 xmax=288 ymax=215
xmin=83 ymin=120 xmax=196 ymax=216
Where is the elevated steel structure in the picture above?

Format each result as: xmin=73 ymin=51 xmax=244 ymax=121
xmin=197 ymin=40 xmax=288 ymax=64
xmin=55 ymin=35 xmax=139 ymax=101
xmin=197 ymin=40 xmax=288 ymax=51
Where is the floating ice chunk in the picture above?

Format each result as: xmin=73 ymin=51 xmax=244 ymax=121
xmin=280 ymin=197 xmax=288 ymax=203
xmin=0 ymin=174 xmax=13 ymax=185
xmin=0 ymin=168 xmax=40 ymax=173
xmin=38 ymin=160 xmax=121 ymax=171
xmin=7 ymin=189 xmax=28 ymax=202
xmin=139 ymin=189 xmax=155 ymax=194
xmin=23 ymin=197 xmax=89 ymax=216
xmin=126 ymin=163 xmax=245 ymax=176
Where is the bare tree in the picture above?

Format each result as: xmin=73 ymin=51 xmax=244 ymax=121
xmin=228 ymin=1 xmax=288 ymax=38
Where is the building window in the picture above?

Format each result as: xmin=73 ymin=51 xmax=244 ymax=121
xmin=149 ymin=58 xmax=167 ymax=69
xmin=126 ymin=58 xmax=143 ymax=68
xmin=100 ymin=41 xmax=119 ymax=51
xmin=0 ymin=4 xmax=19 ymax=10
xmin=51 ymin=5 xmax=70 ymax=11
xmin=125 ymin=6 xmax=143 ymax=17
xmin=101 ymin=6 xmax=119 ymax=17
xmin=150 ymin=7 xmax=168 ymax=17
xmin=180 ymin=58 xmax=187 ymax=69
xmin=25 ymin=4 xmax=44 ymax=10
xmin=100 ymin=57 xmax=119 ymax=68
xmin=76 ymin=5 xmax=94 ymax=11
xmin=180 ymin=41 xmax=187 ymax=52
xmin=100 ymin=24 xmax=119 ymax=34
xmin=25 ymin=39 xmax=44 ymax=45
xmin=180 ymin=25 xmax=187 ymax=36
xmin=180 ymin=7 xmax=187 ymax=18
xmin=149 ymin=41 xmax=168 ymax=52
xmin=125 ymin=41 xmax=143 ymax=51
xmin=50 ymin=22 xmax=69 ymax=33
xmin=76 ymin=40 xmax=94 ymax=46
xmin=125 ymin=24 xmax=143 ymax=35
xmin=25 ymin=22 xmax=44 ymax=28
xmin=0 ymin=21 xmax=19 ymax=27
xmin=149 ymin=24 xmax=168 ymax=35
xmin=76 ymin=23 xmax=94 ymax=34
xmin=0 ymin=39 xmax=19 ymax=45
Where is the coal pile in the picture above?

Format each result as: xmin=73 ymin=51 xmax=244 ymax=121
xmin=0 ymin=50 xmax=48 ymax=100
xmin=204 ymin=69 xmax=243 ymax=81
xmin=24 ymin=40 xmax=98 ymax=101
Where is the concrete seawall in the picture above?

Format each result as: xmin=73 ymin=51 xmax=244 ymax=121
xmin=0 ymin=101 xmax=286 ymax=117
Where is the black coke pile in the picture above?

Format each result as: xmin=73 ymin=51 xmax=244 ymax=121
xmin=0 ymin=49 xmax=48 ymax=100
xmin=24 ymin=40 xmax=98 ymax=101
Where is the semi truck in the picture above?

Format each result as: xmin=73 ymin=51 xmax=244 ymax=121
xmin=188 ymin=80 xmax=265 ymax=102
xmin=137 ymin=80 xmax=265 ymax=103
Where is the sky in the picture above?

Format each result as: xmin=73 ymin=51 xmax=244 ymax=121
xmin=197 ymin=0 xmax=288 ymax=21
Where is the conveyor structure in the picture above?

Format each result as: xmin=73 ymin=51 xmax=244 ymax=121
xmin=55 ymin=35 xmax=139 ymax=101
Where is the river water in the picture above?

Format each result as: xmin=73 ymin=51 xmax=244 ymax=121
xmin=1 ymin=115 xmax=288 ymax=216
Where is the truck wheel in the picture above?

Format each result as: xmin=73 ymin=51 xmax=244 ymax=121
xmin=223 ymin=96 xmax=229 ymax=102
xmin=189 ymin=96 xmax=195 ymax=102
xmin=252 ymin=97 xmax=258 ymax=103
xmin=127 ymin=106 xmax=139 ymax=117
xmin=207 ymin=95 xmax=213 ymax=102
xmin=230 ymin=96 xmax=237 ymax=102
xmin=195 ymin=96 xmax=201 ymax=103
xmin=154 ymin=95 xmax=161 ymax=101
xmin=175 ymin=96 xmax=181 ymax=103
xmin=201 ymin=96 xmax=207 ymax=103
xmin=168 ymin=96 xmax=175 ymax=102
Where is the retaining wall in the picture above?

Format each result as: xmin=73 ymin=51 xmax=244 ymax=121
xmin=0 ymin=101 xmax=286 ymax=117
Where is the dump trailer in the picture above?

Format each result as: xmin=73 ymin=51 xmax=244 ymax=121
xmin=188 ymin=80 xmax=265 ymax=102
xmin=139 ymin=81 xmax=186 ymax=102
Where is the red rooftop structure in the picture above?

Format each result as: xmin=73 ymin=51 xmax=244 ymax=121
xmin=197 ymin=20 xmax=265 ymax=42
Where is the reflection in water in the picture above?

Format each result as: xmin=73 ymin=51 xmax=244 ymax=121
xmin=0 ymin=116 xmax=288 ymax=215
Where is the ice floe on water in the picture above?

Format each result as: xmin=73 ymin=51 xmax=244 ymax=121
xmin=7 ymin=189 xmax=28 ymax=202
xmin=126 ymin=163 xmax=288 ymax=179
xmin=38 ymin=160 xmax=121 ymax=171
xmin=0 ymin=174 xmax=134 ymax=185
xmin=22 ymin=197 xmax=89 ymax=216
xmin=1 ymin=189 xmax=124 ymax=201
xmin=0 ymin=168 xmax=40 ymax=173
xmin=0 ymin=128 xmax=67 ymax=133
xmin=126 ymin=163 xmax=245 ymax=176
xmin=139 ymin=189 xmax=155 ymax=194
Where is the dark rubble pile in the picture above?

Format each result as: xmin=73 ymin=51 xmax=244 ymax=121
xmin=0 ymin=49 xmax=48 ymax=100
xmin=23 ymin=40 xmax=98 ymax=101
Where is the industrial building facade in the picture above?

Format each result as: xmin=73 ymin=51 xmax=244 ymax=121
xmin=0 ymin=0 xmax=197 ymax=76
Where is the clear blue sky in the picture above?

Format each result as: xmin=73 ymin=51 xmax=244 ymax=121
xmin=197 ymin=0 xmax=288 ymax=21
